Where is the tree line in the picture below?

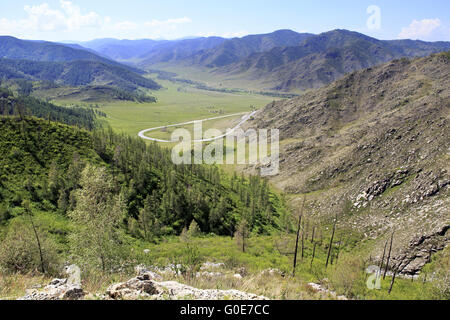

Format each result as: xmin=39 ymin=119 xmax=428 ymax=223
xmin=0 ymin=87 xmax=101 ymax=129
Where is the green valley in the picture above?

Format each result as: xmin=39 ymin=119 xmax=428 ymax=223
xmin=0 ymin=4 xmax=449 ymax=304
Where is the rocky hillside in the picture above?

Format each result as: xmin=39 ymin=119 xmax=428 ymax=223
xmin=221 ymin=30 xmax=450 ymax=92
xmin=244 ymin=52 xmax=450 ymax=274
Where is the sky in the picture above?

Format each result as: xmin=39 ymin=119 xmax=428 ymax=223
xmin=0 ymin=0 xmax=449 ymax=42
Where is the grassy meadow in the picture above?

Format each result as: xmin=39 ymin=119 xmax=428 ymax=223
xmin=53 ymin=78 xmax=273 ymax=139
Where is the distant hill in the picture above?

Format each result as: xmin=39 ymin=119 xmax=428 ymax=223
xmin=220 ymin=30 xmax=450 ymax=91
xmin=138 ymin=30 xmax=313 ymax=68
xmin=0 ymin=36 xmax=140 ymax=72
xmin=245 ymin=52 xmax=450 ymax=274
xmin=132 ymin=29 xmax=450 ymax=92
xmin=0 ymin=58 xmax=161 ymax=92
xmin=79 ymin=38 xmax=168 ymax=61
xmin=186 ymin=30 xmax=314 ymax=68
xmin=138 ymin=37 xmax=227 ymax=65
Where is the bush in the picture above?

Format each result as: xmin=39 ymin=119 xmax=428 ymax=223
xmin=329 ymin=254 xmax=365 ymax=298
xmin=0 ymin=218 xmax=60 ymax=275
xmin=0 ymin=204 xmax=11 ymax=223
xmin=187 ymin=220 xmax=201 ymax=238
xmin=172 ymin=242 xmax=204 ymax=281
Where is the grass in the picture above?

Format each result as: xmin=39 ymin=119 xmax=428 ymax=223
xmin=0 ymin=273 xmax=52 ymax=300
xmin=0 ymin=222 xmax=445 ymax=300
xmin=141 ymin=113 xmax=246 ymax=142
xmin=149 ymin=63 xmax=276 ymax=92
xmin=53 ymin=79 xmax=273 ymax=139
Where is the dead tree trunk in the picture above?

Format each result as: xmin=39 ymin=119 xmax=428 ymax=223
xmin=335 ymin=235 xmax=343 ymax=265
xmin=325 ymin=216 xmax=337 ymax=268
xmin=383 ymin=232 xmax=394 ymax=280
xmin=388 ymin=260 xmax=409 ymax=295
xmin=301 ymin=223 xmax=305 ymax=260
xmin=292 ymin=198 xmax=305 ymax=276
xmin=310 ymin=242 xmax=317 ymax=270
xmin=27 ymin=214 xmax=45 ymax=274
xmin=379 ymin=240 xmax=388 ymax=279
xmin=311 ymin=226 xmax=315 ymax=243
xmin=23 ymin=201 xmax=45 ymax=274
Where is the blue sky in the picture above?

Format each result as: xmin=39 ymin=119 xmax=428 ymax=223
xmin=0 ymin=0 xmax=449 ymax=42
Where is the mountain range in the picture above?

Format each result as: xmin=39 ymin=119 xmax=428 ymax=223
xmin=1 ymin=29 xmax=450 ymax=95
xmin=75 ymin=29 xmax=450 ymax=92
xmin=220 ymin=30 xmax=450 ymax=91
xmin=0 ymin=36 xmax=160 ymax=93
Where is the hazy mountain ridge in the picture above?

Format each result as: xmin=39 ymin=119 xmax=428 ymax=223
xmin=138 ymin=37 xmax=228 ymax=65
xmin=79 ymin=38 xmax=168 ymax=61
xmin=84 ymin=30 xmax=313 ymax=68
xmin=184 ymin=30 xmax=314 ymax=68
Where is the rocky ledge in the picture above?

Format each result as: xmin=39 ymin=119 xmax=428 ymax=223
xmin=106 ymin=272 xmax=267 ymax=300
xmin=19 ymin=267 xmax=268 ymax=301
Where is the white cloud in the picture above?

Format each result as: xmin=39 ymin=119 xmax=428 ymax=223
xmin=0 ymin=1 xmax=103 ymax=36
xmin=398 ymin=18 xmax=442 ymax=40
xmin=0 ymin=1 xmax=193 ymax=40
xmin=197 ymin=30 xmax=249 ymax=39
xmin=112 ymin=21 xmax=138 ymax=31
xmin=144 ymin=17 xmax=192 ymax=28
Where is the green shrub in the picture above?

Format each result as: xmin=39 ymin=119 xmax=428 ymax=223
xmin=329 ymin=254 xmax=365 ymax=298
xmin=0 ymin=218 xmax=60 ymax=275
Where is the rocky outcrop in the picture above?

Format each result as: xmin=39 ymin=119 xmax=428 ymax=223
xmin=106 ymin=272 xmax=267 ymax=300
xmin=392 ymin=225 xmax=450 ymax=275
xmin=20 ymin=278 xmax=84 ymax=300
xmin=307 ymin=283 xmax=348 ymax=300
xmin=151 ymin=281 xmax=268 ymax=300
xmin=106 ymin=273 xmax=160 ymax=300
xmin=19 ymin=265 xmax=84 ymax=300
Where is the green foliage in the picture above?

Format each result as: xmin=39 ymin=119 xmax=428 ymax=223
xmin=68 ymin=165 xmax=127 ymax=272
xmin=0 ymin=217 xmax=60 ymax=275
xmin=329 ymin=254 xmax=365 ymax=298
xmin=0 ymin=58 xmax=161 ymax=92
xmin=177 ymin=242 xmax=204 ymax=281
xmin=0 ymin=117 xmax=283 ymax=240
xmin=0 ymin=117 xmax=285 ymax=278
xmin=187 ymin=220 xmax=202 ymax=238
xmin=0 ymin=87 xmax=99 ymax=129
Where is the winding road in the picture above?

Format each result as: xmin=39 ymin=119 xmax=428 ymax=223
xmin=138 ymin=111 xmax=258 ymax=143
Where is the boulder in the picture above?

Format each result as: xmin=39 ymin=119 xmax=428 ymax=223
xmin=106 ymin=275 xmax=160 ymax=300
xmin=19 ymin=265 xmax=84 ymax=300
xmin=20 ymin=278 xmax=84 ymax=300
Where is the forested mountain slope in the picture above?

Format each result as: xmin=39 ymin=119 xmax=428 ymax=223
xmin=0 ymin=87 xmax=101 ymax=129
xmin=0 ymin=36 xmax=141 ymax=71
xmin=0 ymin=58 xmax=161 ymax=92
xmin=0 ymin=117 xmax=283 ymax=239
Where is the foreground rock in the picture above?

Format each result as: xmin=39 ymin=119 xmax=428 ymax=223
xmin=106 ymin=273 xmax=268 ymax=300
xmin=106 ymin=274 xmax=160 ymax=300
xmin=307 ymin=283 xmax=348 ymax=300
xmin=20 ymin=278 xmax=84 ymax=300
xmin=19 ymin=265 xmax=85 ymax=301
